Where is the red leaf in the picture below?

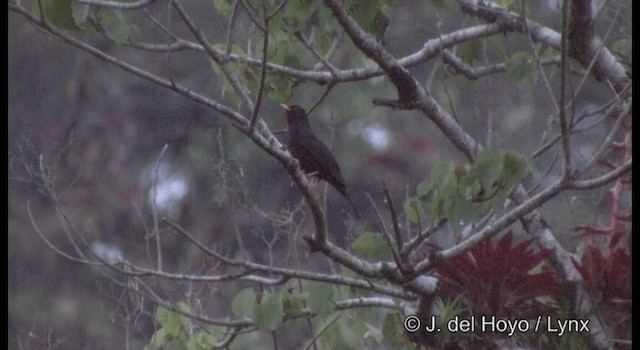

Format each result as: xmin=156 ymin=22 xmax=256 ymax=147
xmin=436 ymin=232 xmax=560 ymax=318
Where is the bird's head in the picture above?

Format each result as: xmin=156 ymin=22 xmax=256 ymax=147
xmin=280 ymin=104 xmax=307 ymax=124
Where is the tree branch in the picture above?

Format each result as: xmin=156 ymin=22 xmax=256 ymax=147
xmin=458 ymin=0 xmax=630 ymax=93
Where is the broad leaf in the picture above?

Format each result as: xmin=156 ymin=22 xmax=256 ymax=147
xmin=351 ymin=231 xmax=392 ymax=260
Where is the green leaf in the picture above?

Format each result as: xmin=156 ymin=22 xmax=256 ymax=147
xmin=501 ymin=150 xmax=526 ymax=187
xmin=213 ymin=0 xmax=236 ymax=17
xmin=486 ymin=36 xmax=507 ymax=58
xmin=71 ymin=3 xmax=89 ymax=26
xmin=253 ymin=292 xmax=283 ymax=330
xmin=231 ymin=288 xmax=255 ymax=317
xmin=433 ymin=296 xmax=467 ymax=343
xmin=177 ymin=301 xmax=190 ymax=313
xmin=569 ymin=57 xmax=586 ymax=74
xmin=404 ymin=197 xmax=425 ymax=224
xmin=155 ymin=305 xmax=189 ymax=340
xmin=612 ymin=38 xmax=631 ymax=57
xmin=151 ymin=328 xmax=169 ymax=347
xmin=457 ymin=40 xmax=482 ymax=65
xmin=188 ymin=330 xmax=218 ymax=350
xmin=470 ymin=148 xmax=502 ymax=193
xmin=307 ymin=282 xmax=334 ymax=317
xmin=99 ymin=9 xmax=131 ymax=44
xmin=267 ymin=32 xmax=290 ymax=65
xmin=110 ymin=21 xmax=131 ymax=43
xmin=281 ymin=0 xmax=317 ymax=32
xmin=282 ymin=289 xmax=306 ymax=317
xmin=430 ymin=161 xmax=455 ymax=185
xmin=209 ymin=61 xmax=242 ymax=107
xmin=265 ymin=73 xmax=294 ymax=102
xmin=495 ymin=0 xmax=515 ymax=9
xmin=344 ymin=0 xmax=393 ymax=40
xmin=351 ymin=231 xmax=391 ymax=260
xmin=449 ymin=194 xmax=476 ymax=227
xmin=506 ymin=51 xmax=531 ymax=83
xmin=208 ymin=44 xmax=247 ymax=108
xmin=420 ymin=149 xmax=527 ymax=227
xmin=416 ymin=179 xmax=433 ymax=199
xmin=430 ymin=186 xmax=449 ymax=220
xmin=42 ymin=0 xmax=82 ymax=31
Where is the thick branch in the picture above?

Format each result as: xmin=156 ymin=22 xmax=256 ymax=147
xmin=458 ymin=0 xmax=631 ymax=93
xmin=323 ymin=0 xmax=478 ymax=160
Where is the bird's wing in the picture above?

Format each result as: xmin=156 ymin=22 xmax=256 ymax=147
xmin=290 ymin=134 xmax=347 ymax=196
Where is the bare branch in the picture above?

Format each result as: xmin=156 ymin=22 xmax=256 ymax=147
xmin=559 ymin=0 xmax=573 ymax=177
xmin=306 ymin=82 xmax=336 ymax=117
xmin=163 ymin=218 xmax=411 ymax=298
xmin=581 ymin=102 xmax=631 ymax=173
xmin=224 ymin=0 xmax=241 ymax=55
xmin=171 ymin=0 xmax=254 ymax=110
xmin=570 ymin=159 xmax=632 ymax=190
xmin=9 ymin=3 xmax=250 ymax=128
xmin=150 ymin=145 xmax=169 ymax=271
xmin=401 ymin=219 xmax=447 ymax=258
xmin=295 ymin=30 xmax=339 ymax=77
xmin=382 ymin=183 xmax=404 ymax=258
xmin=75 ymin=0 xmax=157 ymax=10
xmin=458 ymin=0 xmax=630 ymax=93
xmin=249 ymin=2 xmax=271 ymax=130
xmin=415 ymin=175 xmax=569 ymax=272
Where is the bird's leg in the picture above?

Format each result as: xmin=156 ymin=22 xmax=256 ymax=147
xmin=305 ymin=171 xmax=320 ymax=187
xmin=306 ymin=170 xmax=320 ymax=177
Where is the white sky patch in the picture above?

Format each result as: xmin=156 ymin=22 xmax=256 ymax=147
xmin=363 ymin=124 xmax=391 ymax=152
xmin=144 ymin=161 xmax=190 ymax=219
xmin=91 ymin=241 xmax=124 ymax=264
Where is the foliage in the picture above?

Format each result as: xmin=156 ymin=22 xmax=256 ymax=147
xmin=573 ymin=244 xmax=632 ymax=342
xmin=150 ymin=302 xmax=221 ymax=350
xmin=436 ymin=232 xmax=560 ymax=319
xmin=412 ymin=149 xmax=527 ymax=229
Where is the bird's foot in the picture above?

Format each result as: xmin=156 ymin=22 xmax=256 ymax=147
xmin=304 ymin=171 xmax=320 ymax=186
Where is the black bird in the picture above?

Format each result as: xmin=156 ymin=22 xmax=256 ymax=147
xmin=281 ymin=104 xmax=359 ymax=218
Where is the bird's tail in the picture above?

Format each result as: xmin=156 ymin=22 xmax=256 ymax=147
xmin=344 ymin=191 xmax=360 ymax=219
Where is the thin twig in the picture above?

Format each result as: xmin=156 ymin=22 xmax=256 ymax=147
xmin=382 ymin=183 xmax=404 ymax=253
xmin=225 ymin=0 xmax=241 ymax=55
xmin=295 ymin=30 xmax=339 ymax=77
xmin=27 ymin=201 xmax=99 ymax=265
xmin=520 ymin=2 xmax=560 ymax=115
xmin=306 ymin=82 xmax=336 ymax=116
xmin=150 ymin=145 xmax=169 ymax=271
xmin=581 ymin=101 xmax=631 ymax=173
xmin=239 ymin=0 xmax=265 ymax=31
xmin=172 ymin=0 xmax=254 ymax=110
xmin=304 ymin=314 xmax=341 ymax=350
xmin=570 ymin=159 xmax=631 ymax=190
xmin=249 ymin=1 xmax=271 ymax=130
xmin=162 ymin=218 xmax=411 ymax=298
xmin=558 ymin=0 xmax=573 ymax=178
xmin=365 ymin=192 xmax=391 ymax=239
xmin=401 ymin=219 xmax=447 ymax=257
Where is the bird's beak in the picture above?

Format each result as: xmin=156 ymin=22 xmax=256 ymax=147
xmin=280 ymin=103 xmax=291 ymax=112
